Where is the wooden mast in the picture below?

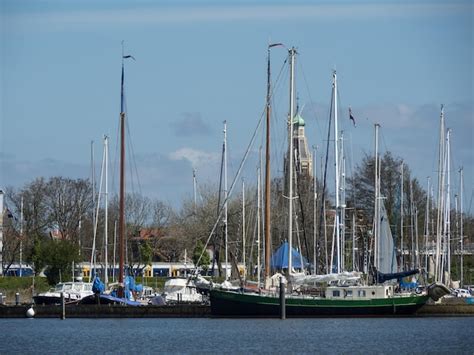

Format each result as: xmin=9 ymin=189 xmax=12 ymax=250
xmin=264 ymin=45 xmax=272 ymax=282
xmin=264 ymin=43 xmax=283 ymax=285
xmin=118 ymin=51 xmax=126 ymax=297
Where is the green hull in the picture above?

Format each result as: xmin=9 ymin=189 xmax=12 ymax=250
xmin=210 ymin=289 xmax=429 ymax=317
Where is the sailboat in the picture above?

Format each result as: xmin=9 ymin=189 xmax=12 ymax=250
xmin=210 ymin=46 xmax=447 ymax=317
xmin=80 ymin=45 xmax=144 ymax=306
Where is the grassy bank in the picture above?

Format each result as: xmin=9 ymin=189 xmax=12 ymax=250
xmin=0 ymin=277 xmax=49 ymax=304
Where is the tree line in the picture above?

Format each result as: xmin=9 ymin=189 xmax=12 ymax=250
xmin=2 ymin=151 xmax=472 ymax=284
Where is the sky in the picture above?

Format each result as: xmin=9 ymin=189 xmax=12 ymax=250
xmin=1 ymin=0 xmax=473 ymax=212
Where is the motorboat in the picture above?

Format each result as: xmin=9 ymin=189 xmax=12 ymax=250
xmin=33 ymin=279 xmax=94 ymax=305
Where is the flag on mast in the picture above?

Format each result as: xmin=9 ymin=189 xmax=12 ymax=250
xmin=349 ymin=107 xmax=356 ymax=127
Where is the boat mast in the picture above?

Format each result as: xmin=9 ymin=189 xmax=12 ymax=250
xmin=410 ymin=180 xmax=415 ymax=269
xmin=459 ymin=167 xmax=464 ymax=287
xmin=223 ymin=120 xmax=228 ymax=281
xmin=400 ymin=162 xmax=404 ymax=270
xmin=118 ymin=46 xmax=126 ymax=297
xmin=287 ymin=47 xmax=296 ymax=274
xmin=333 ymin=71 xmax=341 ymax=274
xmin=20 ymin=196 xmax=23 ymax=277
xmin=445 ymin=129 xmax=451 ymax=285
xmin=193 ymin=169 xmax=197 ymax=213
xmin=113 ymin=220 xmax=117 ymax=283
xmin=242 ymin=178 xmax=246 ymax=277
xmin=424 ymin=177 xmax=431 ymax=274
xmin=257 ymin=163 xmax=261 ymax=286
xmin=264 ymin=46 xmax=272 ymax=282
xmin=435 ymin=105 xmax=445 ymax=283
xmin=374 ymin=123 xmax=380 ymax=272
xmin=340 ymin=130 xmax=346 ymax=271
xmin=313 ymin=145 xmax=317 ymax=274
xmin=104 ymin=135 xmax=109 ymax=285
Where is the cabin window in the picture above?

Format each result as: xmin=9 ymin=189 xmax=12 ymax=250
xmin=332 ymin=290 xmax=340 ymax=297
xmin=346 ymin=290 xmax=353 ymax=297
xmin=386 ymin=289 xmax=389 ymax=296
xmin=358 ymin=290 xmax=366 ymax=297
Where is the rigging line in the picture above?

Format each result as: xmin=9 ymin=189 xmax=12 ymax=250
xmin=269 ymin=58 xmax=288 ymax=173
xmin=211 ymin=135 xmax=225 ymax=274
xmin=194 ymin=53 xmax=288 ymax=273
xmin=317 ymin=83 xmax=334 ymax=274
xmin=336 ymin=84 xmax=347 ymax=134
xmin=193 ymin=100 xmax=268 ymax=274
xmin=125 ymin=117 xmax=143 ymax=196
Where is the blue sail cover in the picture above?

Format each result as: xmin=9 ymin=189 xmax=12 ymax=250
xmin=270 ymin=242 xmax=307 ymax=270
xmin=92 ymin=277 xmax=105 ymax=294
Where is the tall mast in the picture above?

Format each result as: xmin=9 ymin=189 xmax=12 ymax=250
xmin=435 ymin=105 xmax=445 ymax=282
xmin=374 ymin=123 xmax=380 ymax=271
xmin=340 ymin=131 xmax=346 ymax=271
xmin=333 ymin=71 xmax=341 ymax=273
xmin=223 ymin=120 xmax=228 ymax=281
xmin=118 ymin=45 xmax=126 ymax=297
xmin=104 ymin=135 xmax=109 ymax=285
xmin=257 ymin=164 xmax=261 ymax=286
xmin=193 ymin=169 xmax=197 ymax=213
xmin=459 ymin=167 xmax=464 ymax=287
xmin=20 ymin=196 xmax=23 ymax=277
xmin=287 ymin=47 xmax=296 ymax=274
xmin=424 ymin=177 xmax=431 ymax=274
xmin=242 ymin=178 xmax=246 ymax=277
xmin=264 ymin=42 xmax=283 ymax=284
xmin=410 ymin=180 xmax=415 ymax=269
xmin=445 ymin=129 xmax=451 ymax=285
xmin=313 ymin=146 xmax=317 ymax=274
xmin=400 ymin=162 xmax=404 ymax=270
xmin=264 ymin=45 xmax=272 ymax=281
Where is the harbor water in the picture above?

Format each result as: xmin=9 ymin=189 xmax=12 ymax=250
xmin=2 ymin=317 xmax=472 ymax=354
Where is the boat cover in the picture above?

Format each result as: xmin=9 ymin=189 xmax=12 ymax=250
xmin=92 ymin=277 xmax=105 ymax=293
xmin=270 ymin=242 xmax=308 ymax=270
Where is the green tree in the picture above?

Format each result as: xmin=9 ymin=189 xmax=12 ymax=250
xmin=31 ymin=238 xmax=80 ymax=285
xmin=193 ymin=240 xmax=211 ymax=273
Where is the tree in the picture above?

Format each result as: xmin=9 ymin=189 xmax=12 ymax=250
xmin=44 ymin=177 xmax=93 ymax=243
xmin=31 ymin=238 xmax=80 ymax=285
xmin=193 ymin=240 xmax=210 ymax=273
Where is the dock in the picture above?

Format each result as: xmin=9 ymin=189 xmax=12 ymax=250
xmin=1 ymin=301 xmax=473 ymax=318
xmin=0 ymin=304 xmax=211 ymax=318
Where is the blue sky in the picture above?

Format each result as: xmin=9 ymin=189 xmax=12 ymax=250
xmin=1 ymin=0 xmax=472 ymax=210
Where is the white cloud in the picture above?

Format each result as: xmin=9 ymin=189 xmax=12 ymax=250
xmin=169 ymin=147 xmax=219 ymax=168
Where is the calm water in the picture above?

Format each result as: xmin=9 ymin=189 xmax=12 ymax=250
xmin=2 ymin=317 xmax=472 ymax=354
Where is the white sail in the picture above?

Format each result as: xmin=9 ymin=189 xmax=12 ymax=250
xmin=377 ymin=202 xmax=398 ymax=274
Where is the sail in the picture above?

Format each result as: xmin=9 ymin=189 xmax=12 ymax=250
xmin=377 ymin=202 xmax=398 ymax=274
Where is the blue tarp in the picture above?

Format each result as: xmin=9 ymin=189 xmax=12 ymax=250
xmin=92 ymin=277 xmax=105 ymax=294
xmin=270 ymin=241 xmax=308 ymax=270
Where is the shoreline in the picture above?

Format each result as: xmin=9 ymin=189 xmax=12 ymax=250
xmin=1 ymin=303 xmax=473 ymax=318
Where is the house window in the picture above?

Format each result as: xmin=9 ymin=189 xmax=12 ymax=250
xmin=332 ymin=290 xmax=340 ymax=297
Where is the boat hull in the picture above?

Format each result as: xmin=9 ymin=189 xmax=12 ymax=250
xmin=210 ymin=289 xmax=429 ymax=317
xmin=33 ymin=295 xmax=81 ymax=305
